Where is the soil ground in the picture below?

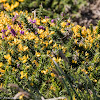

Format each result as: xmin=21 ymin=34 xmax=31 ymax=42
xmin=71 ymin=0 xmax=100 ymax=27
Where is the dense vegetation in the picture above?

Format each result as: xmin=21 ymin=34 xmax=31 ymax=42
xmin=0 ymin=0 xmax=88 ymax=18
xmin=0 ymin=0 xmax=100 ymax=100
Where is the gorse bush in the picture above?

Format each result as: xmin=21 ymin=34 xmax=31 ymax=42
xmin=0 ymin=10 xmax=100 ymax=100
xmin=0 ymin=1 xmax=100 ymax=100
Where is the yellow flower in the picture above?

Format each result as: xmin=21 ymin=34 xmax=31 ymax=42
xmin=97 ymin=34 xmax=100 ymax=39
xmin=88 ymin=35 xmax=92 ymax=40
xmin=41 ymin=69 xmax=48 ymax=74
xmin=51 ymin=73 xmax=55 ymax=77
xmin=0 ymin=68 xmax=5 ymax=73
xmin=73 ymin=96 xmax=76 ymax=100
xmin=30 ymin=83 xmax=33 ymax=86
xmin=67 ymin=19 xmax=71 ymax=23
xmin=61 ymin=22 xmax=66 ymax=27
xmin=22 ymin=55 xmax=28 ymax=63
xmin=72 ymin=25 xmax=81 ymax=34
xmin=0 ymin=40 xmax=2 ymax=45
xmin=0 ymin=74 xmax=2 ymax=77
xmin=38 ymin=29 xmax=44 ymax=34
xmin=18 ymin=44 xmax=23 ymax=51
xmin=47 ymin=50 xmax=50 ymax=55
xmin=56 ymin=57 xmax=62 ymax=63
xmin=7 ymin=35 xmax=14 ymax=40
xmin=49 ymin=40 xmax=53 ymax=44
xmin=45 ymin=69 xmax=48 ymax=73
xmin=0 ymin=83 xmax=3 ymax=88
xmin=20 ymin=71 xmax=27 ymax=79
xmin=84 ymin=44 xmax=88 ymax=49
xmin=8 ymin=59 xmax=11 ymax=65
xmin=50 ymin=31 xmax=55 ymax=35
xmin=18 ymin=0 xmax=24 ymax=2
xmin=50 ymin=86 xmax=53 ymax=90
xmin=18 ymin=57 xmax=22 ymax=60
xmin=41 ymin=19 xmax=48 ymax=24
xmin=85 ymin=52 xmax=89 ymax=56
xmin=35 ymin=51 xmax=41 ymax=57
xmin=93 ymin=79 xmax=97 ymax=83
xmin=87 ymin=29 xmax=91 ymax=34
xmin=79 ymin=42 xmax=83 ymax=47
xmin=41 ymin=46 xmax=45 ymax=50
xmin=0 ymin=0 xmax=7 ymax=3
xmin=53 ymin=43 xmax=57 ymax=48
xmin=61 ymin=28 xmax=65 ymax=33
xmin=12 ymin=67 xmax=16 ymax=72
xmin=74 ymin=60 xmax=77 ymax=64
xmin=90 ymin=39 xmax=94 ymax=43
xmin=13 ymin=1 xmax=19 ymax=8
xmin=23 ymin=46 xmax=28 ymax=51
xmin=33 ymin=60 xmax=39 ymax=67
xmin=72 ymin=60 xmax=75 ymax=63
xmin=53 ymin=57 xmax=56 ymax=62
xmin=28 ymin=33 xmax=36 ymax=40
xmin=13 ymin=38 xmax=21 ymax=45
xmin=74 ymin=39 xmax=78 ymax=44
xmin=34 ymin=44 xmax=38 ymax=48
xmin=35 ymin=18 xmax=40 ymax=25
xmin=25 ymin=66 xmax=30 ymax=70
xmin=81 ymin=69 xmax=88 ymax=74
xmin=10 ymin=4 xmax=15 ymax=11
xmin=41 ymin=70 xmax=44 ymax=73
xmin=3 ymin=3 xmax=11 ymax=11
xmin=59 ymin=44 xmax=62 ymax=49
xmin=19 ymin=94 xmax=24 ymax=100
xmin=50 ymin=23 xmax=55 ymax=26
xmin=88 ymin=66 xmax=93 ymax=71
xmin=96 ymin=44 xmax=99 ymax=48
xmin=81 ymin=29 xmax=87 ymax=37
xmin=0 ymin=62 xmax=3 ymax=67
xmin=50 ymin=86 xmax=55 ymax=91
xmin=39 ymin=34 xmax=45 ymax=39
xmin=76 ymin=33 xmax=81 ymax=38
xmin=4 ymin=54 xmax=11 ymax=60
xmin=6 ymin=66 xmax=9 ymax=69
xmin=44 ymin=41 xmax=48 ymax=47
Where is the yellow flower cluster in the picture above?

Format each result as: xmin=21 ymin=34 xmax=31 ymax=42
xmin=0 ymin=0 xmax=7 ymax=3
xmin=0 ymin=0 xmax=24 ymax=11
xmin=3 ymin=2 xmax=19 ymax=11
xmin=72 ymin=25 xmax=99 ymax=49
xmin=41 ymin=69 xmax=48 ymax=75
xmin=18 ymin=0 xmax=24 ymax=2
xmin=18 ymin=55 xmax=28 ymax=63
xmin=0 ymin=11 xmax=69 ymax=81
xmin=4 ymin=54 xmax=11 ymax=65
